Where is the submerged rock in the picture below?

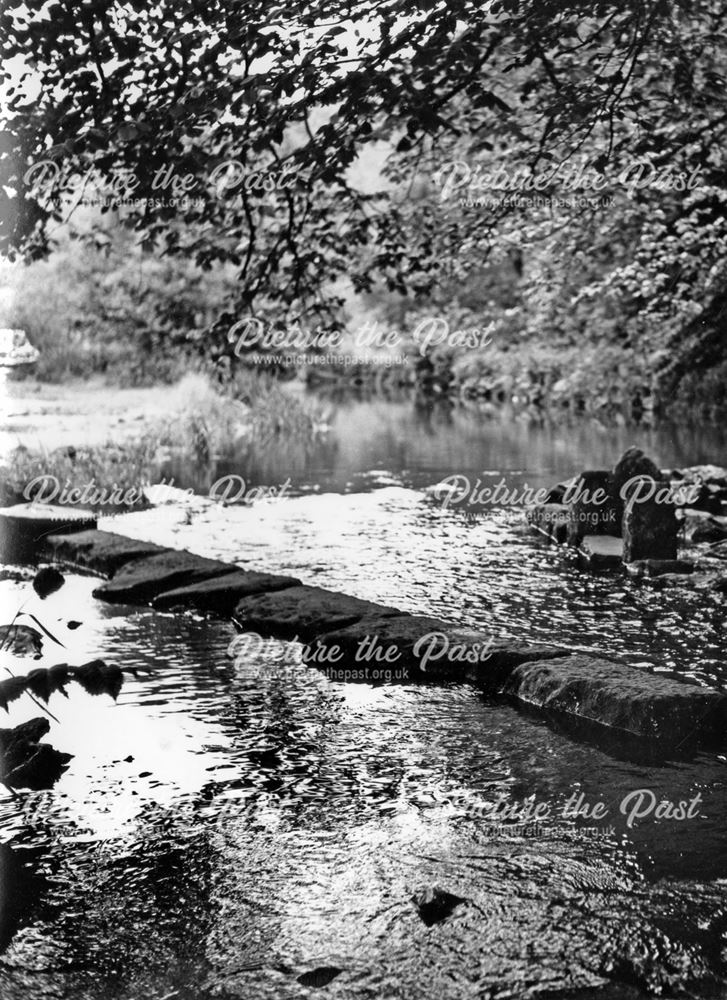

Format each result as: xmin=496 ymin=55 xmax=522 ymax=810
xmin=625 ymin=559 xmax=694 ymax=578
xmin=296 ymin=967 xmax=342 ymax=988
xmin=502 ymin=654 xmax=727 ymax=745
xmin=412 ymin=886 xmax=467 ymax=926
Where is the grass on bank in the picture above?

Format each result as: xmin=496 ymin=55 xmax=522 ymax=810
xmin=1 ymin=373 xmax=327 ymax=510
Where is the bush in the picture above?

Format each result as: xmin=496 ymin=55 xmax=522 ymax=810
xmin=1 ymin=210 xmax=237 ymax=385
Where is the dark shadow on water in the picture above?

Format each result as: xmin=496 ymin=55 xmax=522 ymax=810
xmin=0 ymin=844 xmax=49 ymax=953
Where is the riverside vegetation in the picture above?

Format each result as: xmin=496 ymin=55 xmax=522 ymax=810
xmin=3 ymin=3 xmax=727 ymax=417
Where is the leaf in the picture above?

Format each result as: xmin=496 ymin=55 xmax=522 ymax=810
xmin=0 ymin=624 xmax=44 ymax=658
xmin=73 ymin=659 xmax=124 ymax=699
xmin=0 ymin=716 xmax=72 ymax=789
xmin=32 ymin=566 xmax=65 ymax=599
xmin=18 ymin=613 xmax=65 ymax=648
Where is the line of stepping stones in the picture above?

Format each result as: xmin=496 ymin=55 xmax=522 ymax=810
xmin=35 ymin=526 xmax=727 ymax=752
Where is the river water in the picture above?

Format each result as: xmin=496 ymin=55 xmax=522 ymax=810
xmin=0 ymin=394 xmax=725 ymax=999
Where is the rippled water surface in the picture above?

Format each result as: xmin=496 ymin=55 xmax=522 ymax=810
xmin=0 ymin=396 xmax=726 ymax=999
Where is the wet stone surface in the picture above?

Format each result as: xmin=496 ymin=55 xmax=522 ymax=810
xmin=42 ymin=529 xmax=167 ymax=576
xmin=93 ymin=550 xmax=238 ymax=604
xmin=233 ymin=584 xmax=402 ymax=639
xmin=152 ymin=569 xmax=302 ymax=614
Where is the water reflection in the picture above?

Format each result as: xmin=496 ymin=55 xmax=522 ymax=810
xmin=165 ymin=392 xmax=727 ymax=495
xmin=0 ymin=573 xmax=724 ymax=997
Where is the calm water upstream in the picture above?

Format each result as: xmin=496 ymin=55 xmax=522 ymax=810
xmin=0 ymin=394 xmax=726 ymax=1000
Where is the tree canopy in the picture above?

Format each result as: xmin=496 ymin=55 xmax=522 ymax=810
xmin=2 ymin=0 xmax=726 ymax=389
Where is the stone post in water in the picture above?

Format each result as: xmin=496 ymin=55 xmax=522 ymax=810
xmin=615 ymin=448 xmax=678 ymax=562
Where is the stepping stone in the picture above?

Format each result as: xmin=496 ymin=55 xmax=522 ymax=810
xmin=626 ymin=559 xmax=694 ymax=578
xmin=152 ymin=569 xmax=301 ymax=614
xmin=578 ymin=535 xmax=622 ymax=569
xmin=93 ymin=550 xmax=238 ymax=604
xmin=311 ymin=614 xmax=570 ymax=684
xmin=0 ymin=503 xmax=97 ymax=562
xmin=502 ymin=654 xmax=727 ymax=745
xmin=42 ymin=529 xmax=166 ymax=576
xmin=233 ymin=585 xmax=401 ymax=639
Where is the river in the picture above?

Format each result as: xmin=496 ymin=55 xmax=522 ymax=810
xmin=0 ymin=390 xmax=725 ymax=999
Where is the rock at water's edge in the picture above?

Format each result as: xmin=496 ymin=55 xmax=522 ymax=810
xmin=566 ymin=470 xmax=619 ymax=544
xmin=626 ymin=559 xmax=694 ymax=578
xmin=503 ymin=654 xmax=727 ymax=744
xmin=612 ymin=447 xmax=663 ymax=525
xmin=0 ymin=503 xmax=97 ymax=562
xmin=578 ymin=535 xmax=622 ymax=569
xmin=623 ymin=490 xmax=678 ymax=563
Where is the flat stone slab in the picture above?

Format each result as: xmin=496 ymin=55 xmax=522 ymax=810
xmin=42 ymin=529 xmax=166 ymax=576
xmin=502 ymin=654 xmax=727 ymax=744
xmin=233 ymin=586 xmax=401 ymax=639
xmin=578 ymin=535 xmax=622 ymax=569
xmin=93 ymin=550 xmax=238 ymax=604
xmin=152 ymin=569 xmax=302 ymax=614
xmin=0 ymin=503 xmax=97 ymax=562
xmin=311 ymin=614 xmax=570 ymax=683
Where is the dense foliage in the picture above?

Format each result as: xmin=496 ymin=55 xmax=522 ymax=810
xmin=1 ymin=0 xmax=726 ymax=405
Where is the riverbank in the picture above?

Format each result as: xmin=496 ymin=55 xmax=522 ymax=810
xmin=0 ymin=372 xmax=329 ymax=510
